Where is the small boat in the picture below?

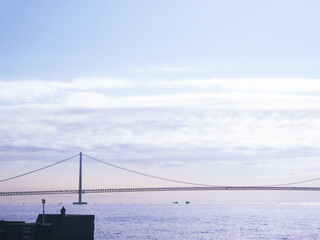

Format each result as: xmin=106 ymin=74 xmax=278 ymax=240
xmin=185 ymin=201 xmax=190 ymax=204
xmin=173 ymin=201 xmax=178 ymax=204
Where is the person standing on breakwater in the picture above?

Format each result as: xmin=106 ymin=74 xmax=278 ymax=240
xmin=60 ymin=206 xmax=66 ymax=216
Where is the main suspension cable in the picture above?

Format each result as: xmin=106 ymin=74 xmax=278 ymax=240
xmin=83 ymin=154 xmax=320 ymax=188
xmin=83 ymin=154 xmax=218 ymax=187
xmin=0 ymin=153 xmax=80 ymax=183
xmin=264 ymin=177 xmax=320 ymax=187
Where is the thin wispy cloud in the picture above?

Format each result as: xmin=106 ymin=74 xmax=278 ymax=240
xmin=2 ymin=78 xmax=320 ymax=109
xmin=155 ymin=78 xmax=320 ymax=93
xmin=133 ymin=66 xmax=195 ymax=73
xmin=1 ymin=77 xmax=320 ymax=184
xmin=5 ymin=86 xmax=320 ymax=198
xmin=0 ymin=78 xmax=132 ymax=104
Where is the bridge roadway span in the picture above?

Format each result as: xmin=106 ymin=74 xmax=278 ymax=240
xmin=1 ymin=186 xmax=320 ymax=196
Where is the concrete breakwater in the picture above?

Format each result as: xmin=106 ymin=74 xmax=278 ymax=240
xmin=0 ymin=212 xmax=94 ymax=240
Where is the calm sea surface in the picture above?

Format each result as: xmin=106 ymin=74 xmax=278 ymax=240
xmin=1 ymin=203 xmax=320 ymax=239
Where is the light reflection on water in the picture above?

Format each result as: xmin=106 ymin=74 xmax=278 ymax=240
xmin=1 ymin=203 xmax=320 ymax=239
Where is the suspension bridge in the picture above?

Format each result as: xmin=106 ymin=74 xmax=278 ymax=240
xmin=1 ymin=152 xmax=320 ymax=204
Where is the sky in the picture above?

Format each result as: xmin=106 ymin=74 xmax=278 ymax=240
xmin=1 ymin=0 xmax=320 ymax=204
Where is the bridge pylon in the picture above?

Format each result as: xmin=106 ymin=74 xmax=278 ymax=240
xmin=73 ymin=152 xmax=87 ymax=205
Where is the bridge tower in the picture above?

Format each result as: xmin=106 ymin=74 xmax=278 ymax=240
xmin=73 ymin=152 xmax=87 ymax=205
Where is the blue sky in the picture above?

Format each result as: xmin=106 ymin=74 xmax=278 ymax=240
xmin=1 ymin=0 xmax=320 ymax=204
xmin=1 ymin=0 xmax=319 ymax=80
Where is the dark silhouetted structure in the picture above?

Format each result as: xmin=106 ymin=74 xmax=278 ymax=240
xmin=0 ymin=213 xmax=94 ymax=240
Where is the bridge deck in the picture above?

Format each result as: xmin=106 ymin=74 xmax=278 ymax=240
xmin=1 ymin=186 xmax=320 ymax=196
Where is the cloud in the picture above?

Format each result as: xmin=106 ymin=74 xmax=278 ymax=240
xmin=1 ymin=77 xmax=320 ymax=184
xmin=155 ymin=78 xmax=320 ymax=93
xmin=70 ymin=78 xmax=132 ymax=90
xmin=2 ymin=78 xmax=320 ymax=109
xmin=1 ymin=105 xmax=320 ymax=164
xmin=0 ymin=78 xmax=132 ymax=104
xmin=133 ymin=66 xmax=194 ymax=73
xmin=51 ymin=92 xmax=320 ymax=110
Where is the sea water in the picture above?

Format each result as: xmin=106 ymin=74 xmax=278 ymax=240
xmin=1 ymin=203 xmax=320 ymax=239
